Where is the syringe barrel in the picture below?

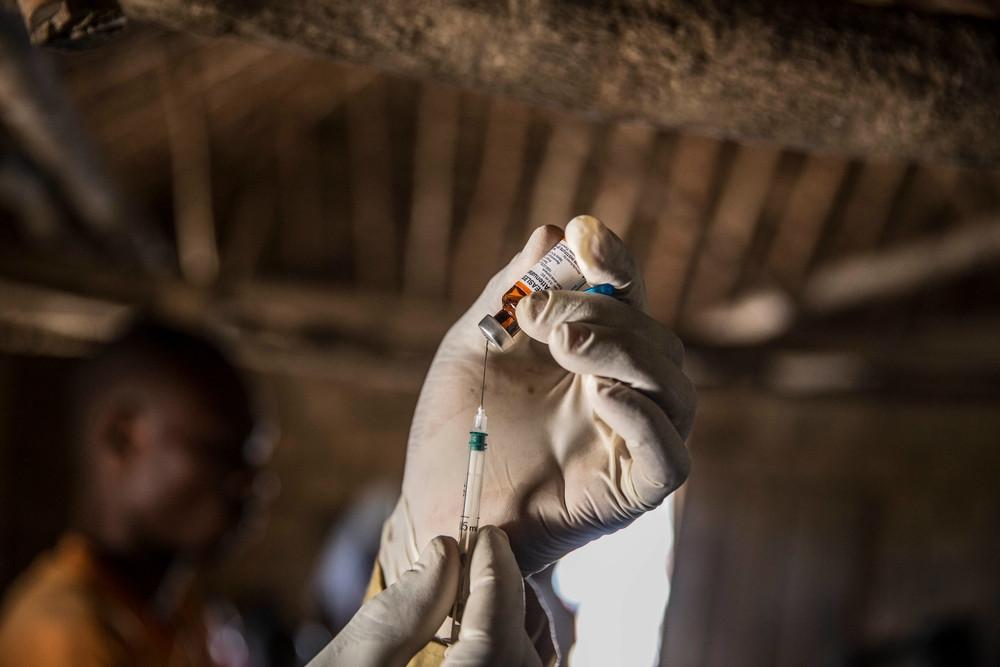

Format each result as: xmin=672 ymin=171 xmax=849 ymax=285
xmin=459 ymin=444 xmax=486 ymax=549
xmin=451 ymin=432 xmax=488 ymax=642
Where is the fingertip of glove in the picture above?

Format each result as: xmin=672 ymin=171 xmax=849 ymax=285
xmin=567 ymin=214 xmax=604 ymax=235
xmin=473 ymin=526 xmax=520 ymax=577
xmin=516 ymin=290 xmax=549 ymax=324
xmin=566 ymin=214 xmax=613 ymax=260
xmin=419 ymin=535 xmax=459 ymax=569
xmin=477 ymin=525 xmax=510 ymax=546
xmin=522 ymin=225 xmax=564 ymax=263
xmin=501 ymin=227 xmax=563 ymax=292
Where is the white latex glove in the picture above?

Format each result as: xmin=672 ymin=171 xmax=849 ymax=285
xmin=308 ymin=536 xmax=458 ymax=667
xmin=309 ymin=529 xmax=539 ymax=667
xmin=443 ymin=526 xmax=542 ymax=667
xmin=380 ymin=215 xmax=695 ymax=581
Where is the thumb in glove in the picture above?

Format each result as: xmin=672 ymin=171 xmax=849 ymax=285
xmin=444 ymin=526 xmax=542 ymax=667
xmin=309 ymin=536 xmax=459 ymax=667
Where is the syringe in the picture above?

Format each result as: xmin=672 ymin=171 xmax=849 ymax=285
xmin=450 ymin=343 xmax=490 ymax=642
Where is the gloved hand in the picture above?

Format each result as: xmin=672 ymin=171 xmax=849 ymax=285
xmin=308 ymin=537 xmax=458 ymax=667
xmin=308 ymin=528 xmax=540 ymax=667
xmin=380 ymin=215 xmax=695 ymax=582
xmin=444 ymin=527 xmax=542 ymax=667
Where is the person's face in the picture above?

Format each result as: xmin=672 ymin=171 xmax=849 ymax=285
xmin=113 ymin=378 xmax=259 ymax=558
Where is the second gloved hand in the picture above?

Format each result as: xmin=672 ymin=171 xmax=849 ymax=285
xmin=444 ymin=527 xmax=542 ymax=667
xmin=308 ymin=537 xmax=458 ymax=667
xmin=380 ymin=215 xmax=695 ymax=581
xmin=309 ymin=528 xmax=539 ymax=667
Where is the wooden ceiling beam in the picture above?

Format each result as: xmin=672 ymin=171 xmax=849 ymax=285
xmin=404 ymin=81 xmax=460 ymax=297
xmin=450 ymin=97 xmax=531 ymax=305
xmin=158 ymin=42 xmax=219 ymax=287
xmin=2 ymin=273 xmax=999 ymax=396
xmin=644 ymin=134 xmax=722 ymax=323
xmin=588 ymin=122 xmax=657 ymax=240
xmin=689 ymin=215 xmax=1000 ymax=345
xmin=682 ymin=143 xmax=782 ymax=312
xmin=524 ymin=110 xmax=594 ymax=237
xmin=0 ymin=13 xmax=169 ymax=270
xmin=116 ymin=0 xmax=1000 ymax=166
xmin=345 ymin=77 xmax=398 ymax=291
xmin=766 ymin=155 xmax=851 ymax=288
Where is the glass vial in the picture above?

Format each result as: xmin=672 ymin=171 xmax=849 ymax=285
xmin=478 ymin=239 xmax=586 ymax=351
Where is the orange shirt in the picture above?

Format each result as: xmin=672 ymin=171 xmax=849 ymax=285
xmin=0 ymin=534 xmax=215 ymax=667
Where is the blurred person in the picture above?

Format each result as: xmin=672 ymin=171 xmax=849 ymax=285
xmin=0 ymin=321 xmax=267 ymax=667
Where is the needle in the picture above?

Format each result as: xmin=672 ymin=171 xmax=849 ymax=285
xmin=479 ymin=340 xmax=488 ymax=409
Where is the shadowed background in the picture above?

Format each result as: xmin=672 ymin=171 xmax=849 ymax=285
xmin=1 ymin=1 xmax=999 ymax=665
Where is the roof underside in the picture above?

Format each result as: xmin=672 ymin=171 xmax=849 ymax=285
xmin=0 ymin=2 xmax=998 ymax=395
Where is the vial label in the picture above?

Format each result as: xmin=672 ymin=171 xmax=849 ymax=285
xmin=516 ymin=240 xmax=587 ymax=295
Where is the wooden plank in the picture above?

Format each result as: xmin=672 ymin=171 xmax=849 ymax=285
xmin=705 ymin=481 xmax=796 ymax=667
xmin=274 ymin=124 xmax=328 ymax=277
xmin=449 ymin=91 xmax=490 ymax=250
xmin=733 ymin=152 xmax=806 ymax=292
xmin=120 ymin=0 xmax=1000 ymax=166
xmin=0 ymin=13 xmax=164 ymax=267
xmin=404 ymin=82 xmax=461 ymax=296
xmin=774 ymin=491 xmax=862 ymax=666
xmin=625 ymin=132 xmax=676 ymax=267
xmin=158 ymin=46 xmax=219 ymax=286
xmin=345 ymin=77 xmax=398 ymax=290
xmin=804 ymin=218 xmax=1000 ymax=312
xmin=660 ymin=473 xmax=732 ymax=667
xmin=643 ymin=134 xmax=722 ymax=323
xmin=523 ymin=110 xmax=594 ymax=234
xmin=450 ymin=97 xmax=531 ymax=304
xmin=588 ymin=121 xmax=657 ymax=239
xmin=221 ymin=159 xmax=278 ymax=281
xmin=499 ymin=113 xmax=551 ymax=260
xmin=825 ymin=159 xmax=909 ymax=260
xmin=682 ymin=142 xmax=781 ymax=313
xmin=947 ymin=167 xmax=1000 ymax=222
xmin=766 ymin=155 xmax=850 ymax=289
xmin=317 ymin=105 xmax=357 ymax=285
xmin=878 ymin=165 xmax=960 ymax=245
xmin=0 ymin=155 xmax=62 ymax=244
xmin=73 ymin=39 xmax=293 ymax=170
xmin=863 ymin=0 xmax=1000 ymax=18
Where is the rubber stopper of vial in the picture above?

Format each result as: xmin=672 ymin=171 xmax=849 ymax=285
xmin=478 ymin=314 xmax=514 ymax=352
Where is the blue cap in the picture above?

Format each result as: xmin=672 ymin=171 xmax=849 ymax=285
xmin=584 ymin=283 xmax=616 ymax=296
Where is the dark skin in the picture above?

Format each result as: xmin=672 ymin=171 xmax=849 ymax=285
xmin=74 ymin=363 xmax=259 ymax=614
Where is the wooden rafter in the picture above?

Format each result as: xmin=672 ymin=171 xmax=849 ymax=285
xmin=690 ymin=216 xmax=1000 ymax=345
xmin=450 ymin=97 xmax=531 ymax=305
xmin=766 ymin=155 xmax=850 ymax=289
xmin=0 ymin=13 xmax=168 ymax=270
xmin=589 ymin=122 xmax=657 ymax=240
xmin=114 ymin=0 xmax=1000 ymax=166
xmin=524 ymin=110 xmax=594 ymax=236
xmin=157 ymin=40 xmax=218 ymax=286
xmin=345 ymin=76 xmax=397 ymax=290
xmin=824 ymin=159 xmax=909 ymax=260
xmin=683 ymin=143 xmax=782 ymax=313
xmin=404 ymin=81 xmax=459 ymax=297
xmin=644 ymin=135 xmax=722 ymax=323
